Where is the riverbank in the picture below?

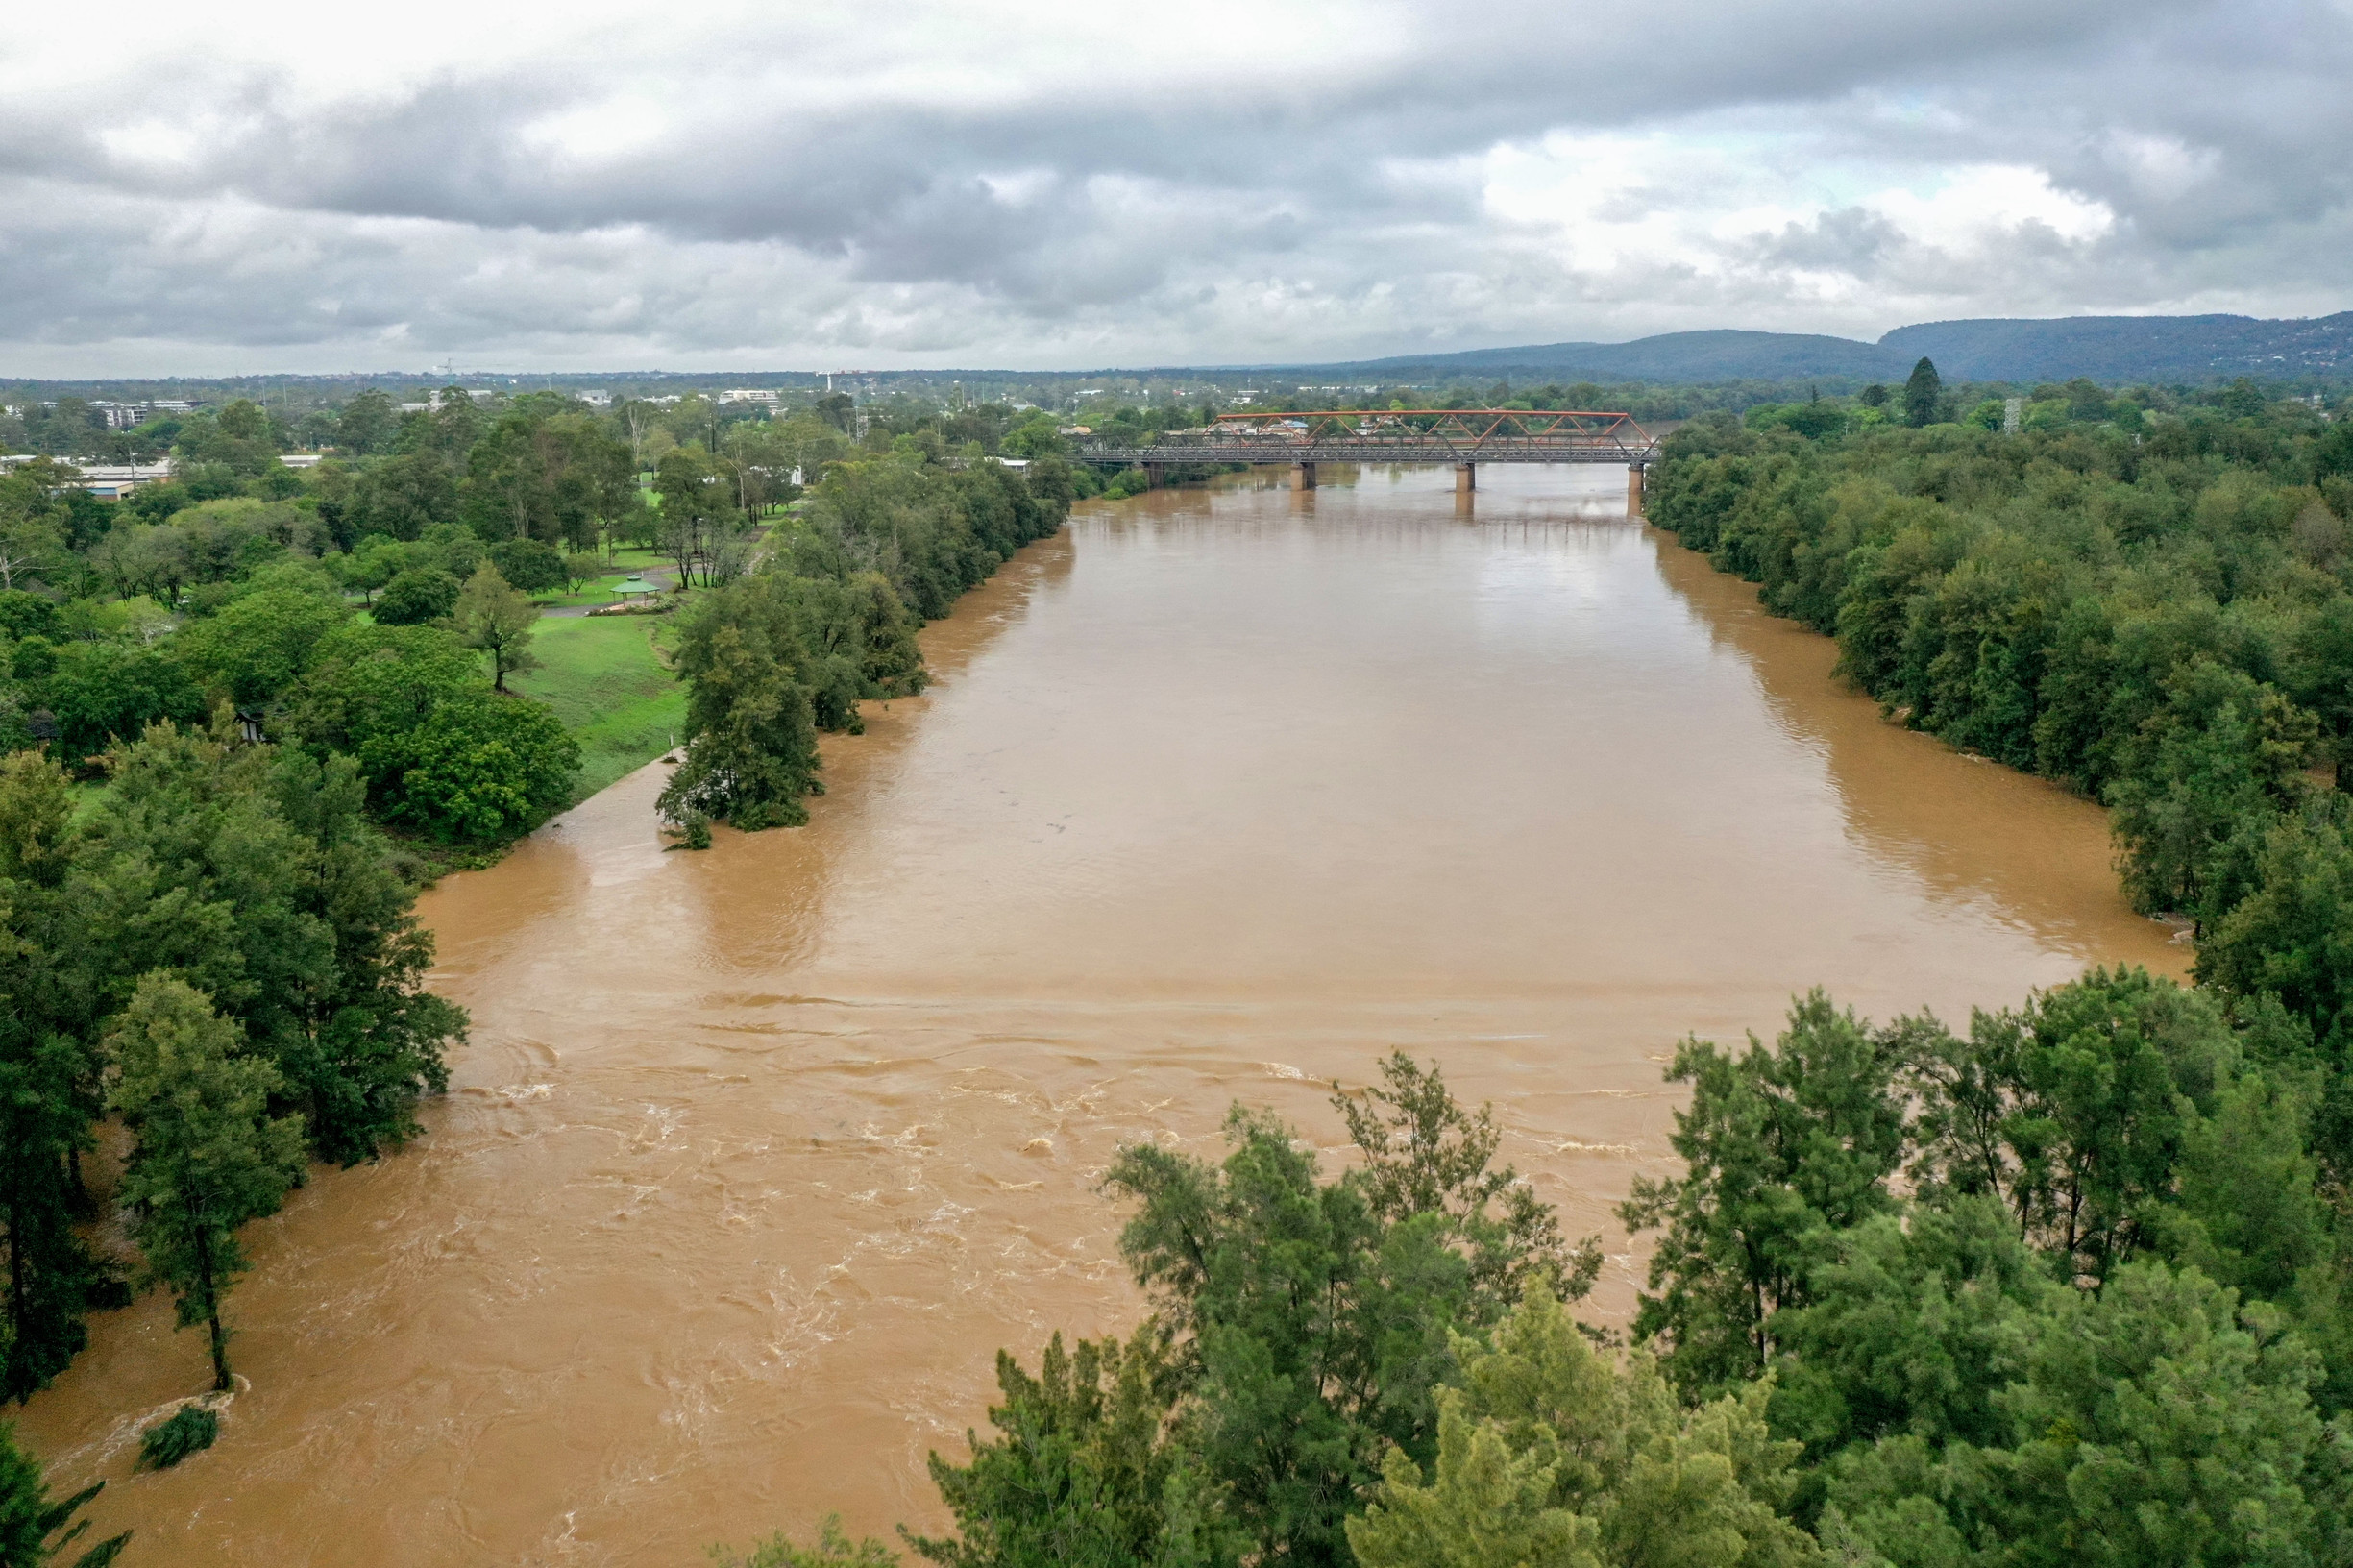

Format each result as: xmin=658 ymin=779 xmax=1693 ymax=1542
xmin=507 ymin=615 xmax=686 ymax=801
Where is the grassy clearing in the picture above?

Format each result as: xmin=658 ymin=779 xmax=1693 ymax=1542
xmin=528 ymin=546 xmax=674 ymax=609
xmin=510 ymin=615 xmax=687 ymax=802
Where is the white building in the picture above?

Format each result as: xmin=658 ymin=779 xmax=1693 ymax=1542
xmin=68 ymin=461 xmax=176 ymax=500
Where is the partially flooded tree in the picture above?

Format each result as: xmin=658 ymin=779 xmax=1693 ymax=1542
xmin=1336 ymin=1051 xmax=1600 ymax=1308
xmin=106 ymin=975 xmax=306 ymax=1392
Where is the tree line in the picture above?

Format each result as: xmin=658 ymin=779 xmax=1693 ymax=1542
xmin=0 ymin=376 xmax=1096 ymax=1538
xmin=0 ymin=387 xmax=663 ymax=1532
xmin=0 ymin=723 xmax=466 ymax=1397
xmin=655 ymin=453 xmax=1077 ymax=837
xmin=1648 ymin=376 xmax=2353 ymax=1148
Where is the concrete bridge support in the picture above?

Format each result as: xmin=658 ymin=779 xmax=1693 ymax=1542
xmin=1455 ymin=462 xmax=1476 ymax=494
xmin=1626 ymin=462 xmax=1645 ymax=518
xmin=1291 ymin=460 xmax=1317 ymax=490
xmin=1144 ymin=462 xmax=1168 ymax=490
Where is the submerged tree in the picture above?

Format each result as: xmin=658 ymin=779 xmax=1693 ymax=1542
xmin=106 ymin=974 xmax=306 ymax=1391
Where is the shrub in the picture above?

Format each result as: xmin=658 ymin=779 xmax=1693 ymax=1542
xmin=138 ymin=1405 xmax=219 ymax=1470
xmin=371 ymin=692 xmax=581 ymax=844
xmin=485 ymin=537 xmax=568 ymax=596
xmin=0 ymin=590 xmax=59 ymax=641
xmin=373 ymin=568 xmax=461 ymax=626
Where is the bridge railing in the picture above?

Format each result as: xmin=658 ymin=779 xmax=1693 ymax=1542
xmin=1072 ymin=408 xmax=1660 ymax=466
xmin=1208 ymin=408 xmax=1655 ymax=448
xmin=1080 ymin=441 xmax=1658 ymax=465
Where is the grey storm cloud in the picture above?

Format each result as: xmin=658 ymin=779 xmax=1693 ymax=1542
xmin=0 ymin=0 xmax=2348 ymax=372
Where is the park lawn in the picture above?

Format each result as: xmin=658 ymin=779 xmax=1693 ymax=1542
xmin=509 ymin=614 xmax=687 ymax=802
xmin=527 ymin=548 xmax=675 ymax=609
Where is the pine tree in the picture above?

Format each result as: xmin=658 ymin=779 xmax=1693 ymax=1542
xmin=105 ymin=975 xmax=306 ymax=1392
xmin=1901 ymin=356 xmax=1943 ymax=427
xmin=0 ymin=1421 xmax=129 ymax=1566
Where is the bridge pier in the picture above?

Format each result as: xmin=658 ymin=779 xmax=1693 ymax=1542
xmin=1291 ymin=460 xmax=1317 ymax=490
xmin=1144 ymin=462 xmax=1168 ymax=490
xmin=1455 ymin=462 xmax=1476 ymax=494
xmin=1626 ymin=462 xmax=1645 ymax=518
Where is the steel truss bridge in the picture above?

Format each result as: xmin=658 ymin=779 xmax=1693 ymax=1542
xmin=1074 ymin=408 xmax=1662 ymax=502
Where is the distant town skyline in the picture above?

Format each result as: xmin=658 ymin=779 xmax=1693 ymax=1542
xmin=4 ymin=0 xmax=2349 ymax=376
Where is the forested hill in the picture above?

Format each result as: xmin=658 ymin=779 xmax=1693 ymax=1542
xmin=1291 ymin=311 xmax=2353 ymax=387
xmin=1314 ymin=329 xmax=1902 ymax=384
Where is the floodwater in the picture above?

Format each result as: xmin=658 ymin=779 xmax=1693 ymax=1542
xmin=19 ymin=465 xmax=2182 ymax=1563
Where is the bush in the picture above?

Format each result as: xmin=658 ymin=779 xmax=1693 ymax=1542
xmin=0 ymin=589 xmax=59 ymax=641
xmin=486 ymin=537 xmax=568 ymax=596
xmin=373 ymin=568 xmax=460 ymax=626
xmin=370 ymin=691 xmax=581 ymax=844
xmin=34 ymin=642 xmax=208 ymax=761
xmin=138 ymin=1405 xmax=219 ymax=1469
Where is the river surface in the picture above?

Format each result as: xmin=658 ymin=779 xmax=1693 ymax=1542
xmin=20 ymin=464 xmax=2182 ymax=1563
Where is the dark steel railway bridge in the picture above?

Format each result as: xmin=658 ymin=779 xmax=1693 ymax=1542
xmin=1073 ymin=409 xmax=1663 ymax=512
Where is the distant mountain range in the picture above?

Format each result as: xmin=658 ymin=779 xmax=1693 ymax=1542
xmin=1286 ymin=313 xmax=2353 ymax=386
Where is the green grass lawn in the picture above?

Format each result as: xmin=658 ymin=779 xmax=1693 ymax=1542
xmin=527 ymin=546 xmax=674 ymax=609
xmin=509 ymin=615 xmax=687 ymax=802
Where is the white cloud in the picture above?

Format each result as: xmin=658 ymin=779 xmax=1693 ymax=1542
xmin=1863 ymin=167 xmax=2115 ymax=252
xmin=0 ymin=0 xmax=2344 ymax=372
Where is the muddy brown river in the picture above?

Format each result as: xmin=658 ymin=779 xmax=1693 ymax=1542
xmin=19 ymin=464 xmax=2182 ymax=1563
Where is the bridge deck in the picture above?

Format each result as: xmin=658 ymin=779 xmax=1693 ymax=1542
xmin=1075 ymin=408 xmax=1659 ymax=467
xmin=1079 ymin=441 xmax=1658 ymax=465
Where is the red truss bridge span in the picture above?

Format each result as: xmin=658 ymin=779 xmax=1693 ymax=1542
xmin=1074 ymin=409 xmax=1662 ymax=505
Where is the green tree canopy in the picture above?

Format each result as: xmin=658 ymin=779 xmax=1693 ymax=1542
xmin=104 ymin=973 xmax=306 ymax=1391
xmin=451 ymin=562 xmax=539 ymax=692
xmin=373 ymin=567 xmax=460 ymax=627
xmin=1900 ymin=359 xmax=1942 ymax=428
xmin=0 ymin=1420 xmax=128 ymax=1566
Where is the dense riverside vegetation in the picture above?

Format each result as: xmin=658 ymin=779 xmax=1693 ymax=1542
xmin=738 ymin=974 xmax=2353 ymax=1568
xmin=655 ymin=453 xmax=1075 ymax=835
xmin=0 ymin=376 xmax=1096 ymax=1471
xmin=0 ymin=725 xmax=466 ymax=1402
xmin=1650 ymin=380 xmax=2353 ymax=1140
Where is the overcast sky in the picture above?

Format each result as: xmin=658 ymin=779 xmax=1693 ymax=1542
xmin=3 ymin=0 xmax=2349 ymax=376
